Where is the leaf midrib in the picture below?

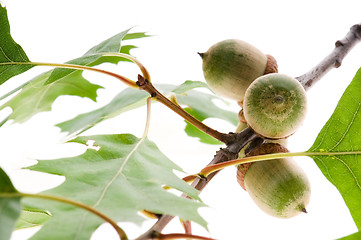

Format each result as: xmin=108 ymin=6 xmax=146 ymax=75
xmin=74 ymin=136 xmax=146 ymax=239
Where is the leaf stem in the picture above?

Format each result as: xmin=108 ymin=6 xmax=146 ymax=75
xmin=200 ymin=150 xmax=361 ymax=177
xmin=163 ymin=175 xmax=198 ymax=190
xmin=0 ymin=61 xmax=138 ymax=88
xmin=136 ymin=75 xmax=232 ymax=144
xmin=180 ymin=219 xmax=192 ymax=236
xmin=143 ymin=97 xmax=152 ymax=138
xmin=0 ymin=192 xmax=128 ymax=240
xmin=102 ymin=52 xmax=151 ymax=81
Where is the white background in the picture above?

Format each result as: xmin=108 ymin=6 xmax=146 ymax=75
xmin=1 ymin=0 xmax=361 ymax=239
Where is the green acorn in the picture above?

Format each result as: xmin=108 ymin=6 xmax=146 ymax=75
xmin=243 ymin=73 xmax=307 ymax=139
xmin=237 ymin=143 xmax=310 ymax=218
xmin=199 ymin=39 xmax=277 ymax=101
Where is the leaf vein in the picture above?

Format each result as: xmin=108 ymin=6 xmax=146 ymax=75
xmin=0 ymin=46 xmax=13 ymax=63
xmin=74 ymin=137 xmax=146 ymax=238
xmin=328 ymin=101 xmax=361 ymax=151
xmin=94 ymin=137 xmax=145 ymax=207
xmin=335 ymin=155 xmax=361 ymax=191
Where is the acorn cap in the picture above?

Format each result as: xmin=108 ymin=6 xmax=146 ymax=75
xmin=264 ymin=54 xmax=278 ymax=74
xmin=237 ymin=143 xmax=288 ymax=190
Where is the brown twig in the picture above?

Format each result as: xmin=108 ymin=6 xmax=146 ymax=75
xmin=136 ymin=75 xmax=235 ymax=144
xmin=297 ymin=23 xmax=361 ymax=90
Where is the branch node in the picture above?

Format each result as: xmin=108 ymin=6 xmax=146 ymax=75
xmin=137 ymin=74 xmax=148 ymax=87
xmin=197 ymin=173 xmax=207 ymax=180
xmin=335 ymin=40 xmax=344 ymax=47
xmin=351 ymin=23 xmax=361 ymax=39
xmin=335 ymin=60 xmax=342 ymax=68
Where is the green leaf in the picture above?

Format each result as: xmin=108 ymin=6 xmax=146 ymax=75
xmin=308 ymin=67 xmax=361 ymax=229
xmin=0 ymin=168 xmax=21 ymax=240
xmin=0 ymin=4 xmax=33 ymax=84
xmin=184 ymin=107 xmax=223 ymax=145
xmin=178 ymin=88 xmax=238 ymax=144
xmin=56 ymin=81 xmax=238 ymax=142
xmin=46 ymin=29 xmax=150 ymax=84
xmin=337 ymin=231 xmax=361 ymax=240
xmin=23 ymin=134 xmax=206 ymax=240
xmin=56 ymin=87 xmax=150 ymax=136
xmin=171 ymin=80 xmax=209 ymax=94
xmin=0 ymin=30 xmax=148 ymax=123
xmin=16 ymin=209 xmax=51 ymax=229
xmin=122 ymin=32 xmax=151 ymax=40
xmin=0 ymin=71 xmax=102 ymax=123
xmin=54 ymin=83 xmax=192 ymax=135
